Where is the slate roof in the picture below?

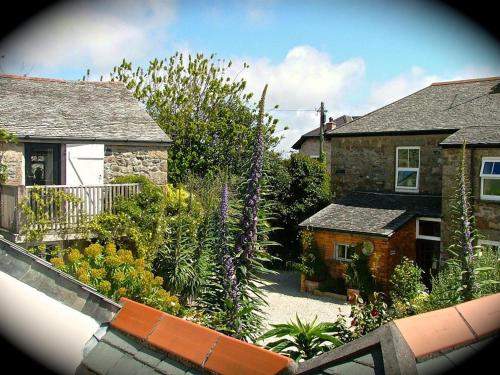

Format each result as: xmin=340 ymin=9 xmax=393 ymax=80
xmin=327 ymin=77 xmax=500 ymax=137
xmin=440 ymin=125 xmax=500 ymax=147
xmin=0 ymin=74 xmax=171 ymax=144
xmin=299 ymin=192 xmax=441 ymax=237
xmin=292 ymin=115 xmax=359 ymax=149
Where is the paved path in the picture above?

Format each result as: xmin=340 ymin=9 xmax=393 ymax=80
xmin=259 ymin=271 xmax=351 ymax=330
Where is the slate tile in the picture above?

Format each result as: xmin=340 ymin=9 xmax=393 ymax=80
xmin=82 ymin=342 xmax=126 ymax=375
xmin=155 ymin=357 xmax=188 ymax=375
xmin=416 ymin=355 xmax=455 ymax=375
xmin=107 ymin=354 xmax=146 ymax=375
xmin=134 ymin=346 xmax=165 ymax=368
xmin=102 ymin=330 xmax=142 ymax=356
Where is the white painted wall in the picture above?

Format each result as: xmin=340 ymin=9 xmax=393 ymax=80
xmin=66 ymin=144 xmax=104 ymax=185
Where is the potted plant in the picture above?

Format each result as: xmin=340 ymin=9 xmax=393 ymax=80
xmin=293 ymin=240 xmax=329 ymax=292
xmin=344 ymin=255 xmax=361 ymax=304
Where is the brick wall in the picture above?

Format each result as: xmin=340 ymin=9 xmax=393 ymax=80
xmin=305 ymin=223 xmax=417 ymax=291
xmin=104 ymin=145 xmax=168 ymax=185
xmin=441 ymin=147 xmax=500 ymax=248
xmin=330 ymin=134 xmax=449 ymax=198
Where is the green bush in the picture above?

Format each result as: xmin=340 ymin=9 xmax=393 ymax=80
xmin=390 ymin=257 xmax=426 ymax=301
xmin=349 ymin=293 xmax=393 ymax=338
xmin=345 ymin=249 xmax=376 ymax=297
xmin=475 ymin=246 xmax=500 ymax=297
xmin=293 ymin=235 xmax=328 ymax=282
xmin=424 ymin=264 xmax=462 ymax=311
xmin=50 ymin=243 xmax=180 ymax=315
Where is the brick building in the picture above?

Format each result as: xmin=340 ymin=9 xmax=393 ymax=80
xmin=300 ymin=77 xmax=500 ymax=289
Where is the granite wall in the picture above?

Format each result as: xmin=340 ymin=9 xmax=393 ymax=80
xmin=0 ymin=143 xmax=23 ymax=185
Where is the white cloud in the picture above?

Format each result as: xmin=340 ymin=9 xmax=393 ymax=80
xmin=232 ymin=45 xmax=366 ymax=153
xmin=0 ymin=0 xmax=176 ymax=77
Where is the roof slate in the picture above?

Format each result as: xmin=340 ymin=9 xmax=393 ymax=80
xmin=327 ymin=78 xmax=500 ymax=136
xmin=299 ymin=192 xmax=441 ymax=236
xmin=440 ymin=125 xmax=500 ymax=147
xmin=0 ymin=74 xmax=171 ymax=144
xmin=292 ymin=115 xmax=358 ymax=149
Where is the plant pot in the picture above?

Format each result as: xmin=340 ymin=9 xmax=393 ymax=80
xmin=347 ymin=288 xmax=360 ymax=304
xmin=304 ymin=279 xmax=319 ymax=293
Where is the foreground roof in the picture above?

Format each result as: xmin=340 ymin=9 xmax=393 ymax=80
xmin=440 ymin=125 xmax=500 ymax=147
xmin=0 ymin=74 xmax=171 ymax=144
xmin=299 ymin=192 xmax=441 ymax=237
xmin=328 ymin=77 xmax=500 ymax=136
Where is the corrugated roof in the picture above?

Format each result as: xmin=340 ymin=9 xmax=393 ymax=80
xmin=299 ymin=192 xmax=441 ymax=237
xmin=440 ymin=125 xmax=500 ymax=147
xmin=0 ymin=74 xmax=171 ymax=144
xmin=327 ymin=77 xmax=500 ymax=136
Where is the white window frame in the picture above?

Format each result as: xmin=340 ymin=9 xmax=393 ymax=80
xmin=478 ymin=239 xmax=500 ymax=252
xmin=335 ymin=243 xmax=354 ymax=262
xmin=395 ymin=146 xmax=420 ymax=193
xmin=480 ymin=157 xmax=500 ymax=201
xmin=416 ymin=217 xmax=441 ymax=241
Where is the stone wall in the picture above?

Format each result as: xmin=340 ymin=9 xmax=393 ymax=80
xmin=104 ymin=145 xmax=168 ymax=185
xmin=330 ymin=134 xmax=449 ymax=197
xmin=299 ymin=138 xmax=331 ymax=171
xmin=441 ymin=147 xmax=500 ymax=248
xmin=0 ymin=143 xmax=23 ymax=185
xmin=305 ymin=221 xmax=416 ymax=291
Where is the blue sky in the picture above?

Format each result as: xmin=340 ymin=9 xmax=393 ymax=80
xmin=1 ymin=0 xmax=499 ymax=152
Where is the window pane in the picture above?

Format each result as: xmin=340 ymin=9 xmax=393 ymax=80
xmin=346 ymin=246 xmax=355 ymax=260
xmin=483 ymin=161 xmax=493 ymax=174
xmin=398 ymin=149 xmax=409 ymax=167
xmin=419 ymin=220 xmax=440 ymax=237
xmin=483 ymin=178 xmax=500 ymax=196
xmin=493 ymin=162 xmax=500 ymax=175
xmin=397 ymin=170 xmax=417 ymax=188
xmin=409 ymin=149 xmax=419 ymax=168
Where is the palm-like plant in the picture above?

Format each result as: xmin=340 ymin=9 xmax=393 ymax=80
xmin=257 ymin=315 xmax=344 ymax=361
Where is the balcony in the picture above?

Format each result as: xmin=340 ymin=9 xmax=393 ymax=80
xmin=0 ymin=183 xmax=142 ymax=243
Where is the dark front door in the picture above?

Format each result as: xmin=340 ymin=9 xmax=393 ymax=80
xmin=25 ymin=143 xmax=61 ymax=186
xmin=416 ymin=239 xmax=441 ymax=289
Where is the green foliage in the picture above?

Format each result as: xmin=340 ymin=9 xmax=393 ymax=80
xmin=349 ymin=293 xmax=393 ymax=338
xmin=110 ymin=52 xmax=279 ymax=184
xmin=292 ymin=235 xmax=328 ymax=282
xmin=50 ymin=243 xmax=180 ymax=314
xmin=257 ymin=315 xmax=344 ymax=361
xmin=474 ymin=246 xmax=500 ymax=297
xmin=344 ymin=249 xmax=376 ymax=296
xmin=423 ymin=264 xmax=463 ymax=311
xmin=267 ymin=153 xmax=331 ymax=263
xmin=90 ymin=176 xmax=167 ymax=264
xmin=19 ymin=186 xmax=85 ymax=255
xmin=390 ymin=257 xmax=427 ymax=317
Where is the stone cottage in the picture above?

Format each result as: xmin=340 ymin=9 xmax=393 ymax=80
xmin=300 ymin=77 xmax=500 ymax=289
xmin=0 ymin=74 xmax=171 ymax=242
xmin=291 ymin=115 xmax=359 ymax=170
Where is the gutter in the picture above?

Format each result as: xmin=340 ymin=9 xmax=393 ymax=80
xmin=326 ymin=129 xmax=457 ymax=138
xmin=19 ymin=135 xmax=172 ymax=147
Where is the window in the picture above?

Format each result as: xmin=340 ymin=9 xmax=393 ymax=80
xmin=478 ymin=240 xmax=500 ymax=253
xmin=335 ymin=243 xmax=355 ymax=262
xmin=395 ymin=147 xmax=420 ymax=192
xmin=480 ymin=158 xmax=500 ymax=201
xmin=416 ymin=217 xmax=441 ymax=241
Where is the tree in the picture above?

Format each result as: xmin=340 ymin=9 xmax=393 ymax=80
xmin=267 ymin=153 xmax=331 ymax=263
xmin=110 ymin=53 xmax=279 ymax=184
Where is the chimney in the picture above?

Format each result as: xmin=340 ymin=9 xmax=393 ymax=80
xmin=324 ymin=117 xmax=336 ymax=132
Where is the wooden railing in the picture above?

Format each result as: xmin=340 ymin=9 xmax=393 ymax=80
xmin=0 ymin=183 xmax=142 ymax=235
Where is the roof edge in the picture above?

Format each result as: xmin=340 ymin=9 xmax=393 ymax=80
xmin=0 ymin=73 xmax=121 ymax=85
xmin=328 ymin=129 xmax=456 ymax=138
xmin=431 ymin=76 xmax=500 ymax=86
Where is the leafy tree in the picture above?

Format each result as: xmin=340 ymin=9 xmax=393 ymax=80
xmin=257 ymin=315 xmax=344 ymax=361
xmin=267 ymin=153 xmax=331 ymax=263
xmin=110 ymin=52 xmax=279 ymax=183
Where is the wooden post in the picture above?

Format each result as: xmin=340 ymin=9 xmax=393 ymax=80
xmin=319 ymin=102 xmax=326 ymax=163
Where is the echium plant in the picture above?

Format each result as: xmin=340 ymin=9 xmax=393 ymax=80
xmin=447 ymin=142 xmax=480 ymax=301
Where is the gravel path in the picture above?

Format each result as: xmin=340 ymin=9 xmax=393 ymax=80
xmin=259 ymin=271 xmax=351 ymax=329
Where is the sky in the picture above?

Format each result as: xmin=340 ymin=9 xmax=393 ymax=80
xmin=0 ymin=0 xmax=499 ymax=154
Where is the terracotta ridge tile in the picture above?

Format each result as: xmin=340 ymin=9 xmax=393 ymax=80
xmin=111 ymin=298 xmax=164 ymax=341
xmin=453 ymin=306 xmax=479 ymax=339
xmin=201 ymin=335 xmax=220 ymax=368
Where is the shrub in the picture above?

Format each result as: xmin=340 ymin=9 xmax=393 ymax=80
xmin=345 ymin=248 xmax=376 ymax=297
xmin=349 ymin=293 xmax=393 ymax=338
xmin=293 ymin=235 xmax=328 ymax=282
xmin=474 ymin=245 xmax=500 ymax=297
xmin=50 ymin=243 xmax=180 ymax=315
xmin=424 ymin=264 xmax=462 ymax=311
xmin=390 ymin=257 xmax=426 ymax=317
xmin=257 ymin=315 xmax=344 ymax=361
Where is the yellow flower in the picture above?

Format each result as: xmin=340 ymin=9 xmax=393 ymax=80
xmin=134 ymin=258 xmax=145 ymax=269
xmin=67 ymin=249 xmax=82 ymax=263
xmin=117 ymin=287 xmax=128 ymax=297
xmin=50 ymin=257 xmax=65 ymax=270
xmin=104 ymin=243 xmax=117 ymax=256
xmin=84 ymin=243 xmax=103 ymax=258
xmin=153 ymin=276 xmax=164 ymax=286
xmin=113 ymin=271 xmax=126 ymax=284
xmin=105 ymin=255 xmax=122 ymax=268
xmin=98 ymin=280 xmax=111 ymax=294
xmin=117 ymin=250 xmax=134 ymax=264
xmin=91 ymin=268 xmax=106 ymax=279
xmin=77 ymin=271 xmax=90 ymax=284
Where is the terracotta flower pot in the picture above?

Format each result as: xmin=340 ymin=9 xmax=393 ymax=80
xmin=347 ymin=288 xmax=360 ymax=304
